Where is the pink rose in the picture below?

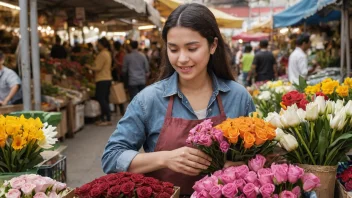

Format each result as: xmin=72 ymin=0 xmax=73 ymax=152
xmin=233 ymin=179 xmax=246 ymax=191
xmin=191 ymin=192 xmax=198 ymax=198
xmin=213 ymin=129 xmax=224 ymax=143
xmin=271 ymin=164 xmax=288 ymax=184
xmin=259 ymin=183 xmax=275 ymax=198
xmin=52 ymin=182 xmax=67 ymax=192
xmin=237 ymin=195 xmax=246 ymax=198
xmin=288 ymin=165 xmax=304 ymax=184
xmin=213 ymin=170 xmax=223 ymax=177
xmin=21 ymin=183 xmax=36 ymax=195
xmin=220 ymin=141 xmax=230 ymax=153
xmin=222 ymin=183 xmax=238 ymax=198
xmin=292 ymin=186 xmax=301 ymax=197
xmin=43 ymin=177 xmax=55 ymax=186
xmin=258 ymin=168 xmax=274 ymax=185
xmin=193 ymin=180 xmax=206 ymax=192
xmin=48 ymin=192 xmax=59 ymax=198
xmin=9 ymin=177 xmax=25 ymax=189
xmin=209 ymin=184 xmax=223 ymax=198
xmin=272 ymin=194 xmax=279 ymax=198
xmin=23 ymin=174 xmax=40 ymax=183
xmin=220 ymin=174 xmax=234 ymax=184
xmin=243 ymin=183 xmax=258 ymax=198
xmin=234 ymin=165 xmax=250 ymax=179
xmin=203 ymin=178 xmax=217 ymax=191
xmin=301 ymin=173 xmax=321 ymax=192
xmin=34 ymin=178 xmax=51 ymax=193
xmin=33 ymin=192 xmax=48 ymax=198
xmin=249 ymin=155 xmax=266 ymax=172
xmin=223 ymin=167 xmax=236 ymax=180
xmin=199 ymin=135 xmax=213 ymax=147
xmin=279 ymin=190 xmax=296 ymax=198
xmin=196 ymin=189 xmax=211 ymax=198
xmin=244 ymin=171 xmax=258 ymax=183
xmin=6 ymin=189 xmax=21 ymax=198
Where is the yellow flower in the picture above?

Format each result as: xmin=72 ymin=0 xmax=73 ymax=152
xmin=0 ymin=132 xmax=7 ymax=148
xmin=322 ymin=78 xmax=333 ymax=84
xmin=5 ymin=122 xmax=21 ymax=136
xmin=336 ymin=85 xmax=349 ymax=97
xmin=252 ymin=90 xmax=260 ymax=97
xmin=321 ymin=80 xmax=339 ymax=95
xmin=305 ymin=84 xmax=322 ymax=95
xmin=344 ymin=77 xmax=352 ymax=88
xmin=12 ymin=135 xmax=26 ymax=150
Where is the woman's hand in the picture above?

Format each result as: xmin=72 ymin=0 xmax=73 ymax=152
xmin=163 ymin=147 xmax=212 ymax=176
xmin=223 ymin=161 xmax=245 ymax=168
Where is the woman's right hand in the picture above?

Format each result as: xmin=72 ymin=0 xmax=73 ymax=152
xmin=162 ymin=147 xmax=212 ymax=176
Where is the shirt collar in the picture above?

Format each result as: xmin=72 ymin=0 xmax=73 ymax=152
xmin=162 ymin=72 xmax=230 ymax=98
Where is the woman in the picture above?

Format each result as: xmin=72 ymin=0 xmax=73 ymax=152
xmin=102 ymin=3 xmax=255 ymax=196
xmin=85 ymin=37 xmax=112 ymax=126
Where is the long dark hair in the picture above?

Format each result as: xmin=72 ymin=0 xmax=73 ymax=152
xmin=158 ymin=3 xmax=234 ymax=81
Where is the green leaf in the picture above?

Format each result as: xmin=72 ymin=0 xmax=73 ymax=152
xmin=329 ymin=133 xmax=352 ymax=148
xmin=293 ymin=76 xmax=308 ymax=92
xmin=317 ymin=128 xmax=329 ymax=164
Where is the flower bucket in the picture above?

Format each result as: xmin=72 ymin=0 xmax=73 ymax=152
xmin=0 ymin=169 xmax=38 ymax=185
xmin=171 ymin=186 xmax=180 ymax=198
xmin=298 ymin=164 xmax=336 ymax=198
xmin=338 ymin=181 xmax=352 ymax=198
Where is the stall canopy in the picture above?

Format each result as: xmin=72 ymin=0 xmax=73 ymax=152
xmin=155 ymin=0 xmax=244 ymax=28
xmin=232 ymin=32 xmax=270 ymax=42
xmin=248 ymin=19 xmax=272 ymax=33
xmin=36 ymin=0 xmax=161 ymax=27
xmin=273 ymin=0 xmax=340 ymax=28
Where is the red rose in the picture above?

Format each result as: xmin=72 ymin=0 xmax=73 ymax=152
xmin=119 ymin=177 xmax=131 ymax=184
xmin=121 ymin=181 xmax=135 ymax=195
xmin=315 ymin=92 xmax=329 ymax=100
xmin=89 ymin=188 xmax=103 ymax=198
xmin=97 ymin=183 xmax=110 ymax=193
xmin=75 ymin=183 xmax=92 ymax=197
xmin=282 ymin=91 xmax=307 ymax=109
xmin=298 ymin=98 xmax=308 ymax=110
xmin=346 ymin=180 xmax=352 ymax=191
xmin=163 ymin=187 xmax=174 ymax=195
xmin=144 ymin=177 xmax=159 ymax=185
xmin=162 ymin=182 xmax=174 ymax=188
xmin=131 ymin=174 xmax=145 ymax=184
xmin=156 ymin=192 xmax=172 ymax=198
xmin=123 ymin=172 xmax=133 ymax=177
xmin=151 ymin=184 xmax=163 ymax=193
xmin=107 ymin=185 xmax=121 ymax=197
xmin=137 ymin=186 xmax=153 ymax=198
xmin=92 ymin=178 xmax=105 ymax=184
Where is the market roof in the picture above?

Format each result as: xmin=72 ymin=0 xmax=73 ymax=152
xmin=155 ymin=0 xmax=244 ymax=29
xmin=232 ymin=32 xmax=270 ymax=42
xmin=247 ymin=19 xmax=272 ymax=33
xmin=273 ymin=0 xmax=340 ymax=28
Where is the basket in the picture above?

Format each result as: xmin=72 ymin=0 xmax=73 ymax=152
xmin=338 ymin=181 xmax=352 ymax=198
xmin=38 ymin=155 xmax=67 ymax=183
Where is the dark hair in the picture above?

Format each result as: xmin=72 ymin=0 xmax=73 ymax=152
xmin=55 ymin=35 xmax=61 ymax=44
xmin=0 ymin=50 xmax=4 ymax=60
xmin=144 ymin=48 xmax=149 ymax=52
xmin=159 ymin=3 xmax=234 ymax=81
xmin=114 ymin=41 xmax=121 ymax=51
xmin=296 ymin=34 xmax=310 ymax=46
xmin=130 ymin=41 xmax=138 ymax=49
xmin=259 ymin=40 xmax=269 ymax=48
xmin=98 ymin=37 xmax=111 ymax=51
xmin=244 ymin=45 xmax=252 ymax=53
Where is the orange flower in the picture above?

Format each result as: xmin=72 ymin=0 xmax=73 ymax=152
xmin=0 ymin=132 xmax=7 ymax=148
xmin=244 ymin=132 xmax=255 ymax=149
xmin=254 ymin=118 xmax=265 ymax=128
xmin=227 ymin=127 xmax=240 ymax=144
xmin=239 ymin=125 xmax=252 ymax=138
xmin=265 ymin=127 xmax=276 ymax=140
xmin=280 ymin=102 xmax=287 ymax=110
xmin=255 ymin=128 xmax=268 ymax=145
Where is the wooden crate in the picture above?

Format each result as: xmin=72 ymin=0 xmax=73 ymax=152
xmin=56 ymin=109 xmax=68 ymax=139
xmin=0 ymin=104 xmax=23 ymax=115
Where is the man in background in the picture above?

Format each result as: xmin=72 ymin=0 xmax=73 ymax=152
xmin=0 ymin=51 xmax=22 ymax=106
xmin=50 ymin=35 xmax=67 ymax=59
xmin=123 ymin=41 xmax=149 ymax=100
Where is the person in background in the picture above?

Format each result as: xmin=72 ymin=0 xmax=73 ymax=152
xmin=85 ymin=37 xmax=113 ymax=126
xmin=50 ymin=35 xmax=67 ymax=59
xmin=288 ymin=34 xmax=314 ymax=84
xmin=248 ymin=40 xmax=277 ymax=83
xmin=0 ymin=51 xmax=22 ymax=106
xmin=143 ymin=48 xmax=150 ymax=63
xmin=240 ymin=45 xmax=254 ymax=86
xmin=122 ymin=40 xmax=149 ymax=100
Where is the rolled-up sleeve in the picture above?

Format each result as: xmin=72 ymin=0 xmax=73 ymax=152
xmin=102 ymin=95 xmax=147 ymax=173
xmin=6 ymin=71 xmax=21 ymax=88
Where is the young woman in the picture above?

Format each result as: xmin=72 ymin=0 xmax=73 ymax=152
xmin=102 ymin=3 xmax=255 ymax=196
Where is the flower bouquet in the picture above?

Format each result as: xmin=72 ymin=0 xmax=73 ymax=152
xmin=191 ymin=154 xmax=320 ymax=198
xmin=215 ymin=116 xmax=277 ymax=163
xmin=0 ymin=115 xmax=58 ymax=173
xmin=337 ymin=161 xmax=352 ymax=198
xmin=75 ymin=172 xmax=178 ymax=198
xmin=186 ymin=119 xmax=230 ymax=174
xmin=0 ymin=174 xmax=69 ymax=198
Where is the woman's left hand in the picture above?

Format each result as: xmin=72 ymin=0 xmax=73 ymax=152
xmin=223 ymin=161 xmax=245 ymax=168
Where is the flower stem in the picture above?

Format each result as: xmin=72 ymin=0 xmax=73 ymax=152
xmin=294 ymin=127 xmax=316 ymax=165
xmin=294 ymin=150 xmax=303 ymax=164
xmin=309 ymin=122 xmax=315 ymax=144
xmin=330 ymin=129 xmax=337 ymax=144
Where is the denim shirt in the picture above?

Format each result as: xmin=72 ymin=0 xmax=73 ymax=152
xmin=102 ymin=72 xmax=256 ymax=174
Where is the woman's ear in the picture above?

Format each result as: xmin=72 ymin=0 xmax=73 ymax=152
xmin=210 ymin=37 xmax=218 ymax=55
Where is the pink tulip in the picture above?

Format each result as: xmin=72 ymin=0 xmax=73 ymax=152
xmin=271 ymin=163 xmax=288 ymax=184
xmin=213 ymin=129 xmax=224 ymax=143
xmin=287 ymin=165 xmax=304 ymax=184
xmin=279 ymin=190 xmax=296 ymax=198
xmin=258 ymin=168 xmax=274 ymax=185
xmin=243 ymin=183 xmax=258 ymax=198
xmin=259 ymin=183 xmax=275 ymax=198
xmin=301 ymin=173 xmax=321 ymax=192
xmin=222 ymin=183 xmax=238 ymax=198
xmin=249 ymin=154 xmax=266 ymax=172
xmin=199 ymin=135 xmax=213 ymax=147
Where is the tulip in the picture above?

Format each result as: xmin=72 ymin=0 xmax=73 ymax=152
xmin=282 ymin=108 xmax=301 ymax=127
xmin=265 ymin=112 xmax=283 ymax=128
xmin=335 ymin=100 xmax=344 ymax=115
xmin=313 ymin=96 xmax=326 ymax=115
xmin=330 ymin=109 xmax=347 ymax=130
xmin=274 ymin=128 xmax=285 ymax=141
xmin=345 ymin=100 xmax=352 ymax=117
xmin=258 ymin=91 xmax=271 ymax=101
xmin=279 ymin=134 xmax=298 ymax=152
xmin=296 ymin=108 xmax=306 ymax=122
xmin=305 ymin=103 xmax=319 ymax=121
xmin=326 ymin=101 xmax=335 ymax=114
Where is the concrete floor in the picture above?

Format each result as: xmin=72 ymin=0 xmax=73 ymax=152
xmin=62 ymin=114 xmax=121 ymax=188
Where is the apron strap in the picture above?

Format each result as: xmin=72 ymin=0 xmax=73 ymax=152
xmin=166 ymin=95 xmax=174 ymax=118
xmin=216 ymin=94 xmax=226 ymax=117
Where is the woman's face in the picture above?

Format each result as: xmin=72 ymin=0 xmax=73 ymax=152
xmin=166 ymin=27 xmax=217 ymax=81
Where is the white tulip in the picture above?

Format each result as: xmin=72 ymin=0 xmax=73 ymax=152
xmin=313 ymin=96 xmax=326 ymax=115
xmin=280 ymin=134 xmax=299 ymax=152
xmin=305 ymin=103 xmax=319 ymax=121
xmin=335 ymin=100 xmax=345 ymax=115
xmin=326 ymin=101 xmax=335 ymax=114
xmin=297 ymin=108 xmax=306 ymax=122
xmin=275 ymin=128 xmax=285 ymax=141
xmin=284 ymin=86 xmax=294 ymax=92
xmin=265 ymin=112 xmax=283 ymax=128
xmin=287 ymin=103 xmax=299 ymax=111
xmin=330 ymin=109 xmax=347 ymax=130
xmin=275 ymin=87 xmax=285 ymax=94
xmin=258 ymin=91 xmax=271 ymax=100
xmin=345 ymin=100 xmax=352 ymax=117
xmin=282 ymin=108 xmax=301 ymax=127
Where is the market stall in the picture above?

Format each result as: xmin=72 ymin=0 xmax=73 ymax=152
xmin=232 ymin=32 xmax=270 ymax=42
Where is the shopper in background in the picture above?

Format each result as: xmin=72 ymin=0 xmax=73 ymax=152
xmin=240 ymin=45 xmax=254 ymax=86
xmin=122 ymin=40 xmax=149 ymax=100
xmin=0 ymin=51 xmax=22 ymax=106
xmin=248 ymin=40 xmax=277 ymax=83
xmin=50 ymin=35 xmax=67 ymax=59
xmin=85 ymin=37 xmax=112 ymax=126
xmin=288 ymin=34 xmax=312 ymax=84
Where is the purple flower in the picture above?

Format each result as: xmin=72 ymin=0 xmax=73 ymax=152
xmin=199 ymin=135 xmax=213 ymax=147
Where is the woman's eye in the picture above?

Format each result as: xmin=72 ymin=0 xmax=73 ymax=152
xmin=169 ymin=49 xmax=178 ymax=53
xmin=189 ymin=48 xmax=197 ymax=52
